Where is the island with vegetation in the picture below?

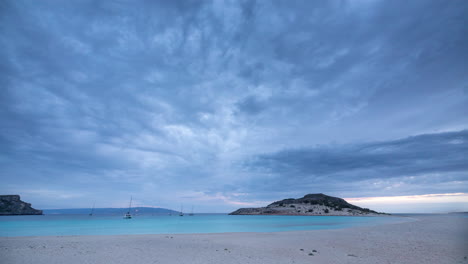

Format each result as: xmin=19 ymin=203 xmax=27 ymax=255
xmin=229 ymin=193 xmax=387 ymax=216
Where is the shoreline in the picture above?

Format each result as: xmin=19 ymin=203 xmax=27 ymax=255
xmin=1 ymin=214 xmax=467 ymax=264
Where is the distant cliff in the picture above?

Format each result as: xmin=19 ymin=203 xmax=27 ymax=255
xmin=0 ymin=195 xmax=43 ymax=215
xmin=230 ymin=193 xmax=386 ymax=216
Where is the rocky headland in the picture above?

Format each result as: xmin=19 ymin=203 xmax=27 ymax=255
xmin=229 ymin=193 xmax=386 ymax=216
xmin=0 ymin=195 xmax=42 ymax=215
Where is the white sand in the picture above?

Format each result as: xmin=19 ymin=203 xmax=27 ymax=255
xmin=1 ymin=214 xmax=467 ymax=264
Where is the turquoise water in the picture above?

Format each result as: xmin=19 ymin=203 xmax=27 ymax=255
xmin=0 ymin=214 xmax=410 ymax=237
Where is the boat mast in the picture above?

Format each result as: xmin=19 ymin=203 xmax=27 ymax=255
xmin=89 ymin=202 xmax=95 ymax=216
xmin=128 ymin=196 xmax=132 ymax=214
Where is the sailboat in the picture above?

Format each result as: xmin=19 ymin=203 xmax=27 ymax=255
xmin=123 ymin=196 xmax=133 ymax=219
xmin=179 ymin=205 xmax=184 ymax=216
xmin=89 ymin=202 xmax=95 ymax=216
xmin=189 ymin=206 xmax=194 ymax=216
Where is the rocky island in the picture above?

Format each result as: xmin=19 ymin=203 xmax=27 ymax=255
xmin=0 ymin=195 xmax=43 ymax=215
xmin=230 ymin=193 xmax=386 ymax=216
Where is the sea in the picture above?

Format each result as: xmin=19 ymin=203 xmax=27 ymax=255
xmin=0 ymin=214 xmax=413 ymax=237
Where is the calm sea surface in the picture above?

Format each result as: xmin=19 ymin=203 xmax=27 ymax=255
xmin=0 ymin=214 xmax=411 ymax=237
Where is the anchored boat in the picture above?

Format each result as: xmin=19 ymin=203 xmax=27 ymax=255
xmin=124 ymin=196 xmax=133 ymax=219
xmin=179 ymin=205 xmax=184 ymax=216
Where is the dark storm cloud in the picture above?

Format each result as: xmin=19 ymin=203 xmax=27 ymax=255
xmin=247 ymin=130 xmax=468 ymax=181
xmin=0 ymin=0 xmax=467 ymax=210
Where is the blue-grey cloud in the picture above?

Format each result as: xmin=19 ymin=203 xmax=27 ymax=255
xmin=242 ymin=130 xmax=468 ymax=198
xmin=0 ymin=0 xmax=467 ymax=212
xmin=250 ymin=130 xmax=468 ymax=177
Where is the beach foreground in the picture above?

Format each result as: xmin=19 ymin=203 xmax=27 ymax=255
xmin=1 ymin=215 xmax=467 ymax=264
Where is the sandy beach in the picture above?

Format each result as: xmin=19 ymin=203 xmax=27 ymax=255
xmin=1 ymin=214 xmax=467 ymax=264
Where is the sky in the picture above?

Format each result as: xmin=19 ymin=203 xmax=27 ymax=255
xmin=1 ymin=0 xmax=467 ymax=213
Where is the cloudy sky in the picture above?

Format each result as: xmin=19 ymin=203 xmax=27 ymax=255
xmin=1 ymin=0 xmax=467 ymax=213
